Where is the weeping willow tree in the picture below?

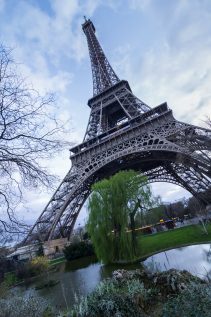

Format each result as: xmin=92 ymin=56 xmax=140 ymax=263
xmin=87 ymin=170 xmax=152 ymax=264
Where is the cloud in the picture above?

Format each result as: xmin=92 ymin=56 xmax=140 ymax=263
xmin=152 ymin=183 xmax=191 ymax=203
xmin=139 ymin=47 xmax=211 ymax=125
xmin=4 ymin=1 xmax=85 ymax=63
xmin=115 ymin=1 xmax=211 ymax=127
xmin=1 ymin=0 xmax=210 ymax=229
xmin=0 ymin=0 xmax=106 ymax=228
xmin=129 ymin=0 xmax=151 ymax=11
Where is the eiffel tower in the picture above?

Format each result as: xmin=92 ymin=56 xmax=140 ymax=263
xmin=24 ymin=18 xmax=211 ymax=243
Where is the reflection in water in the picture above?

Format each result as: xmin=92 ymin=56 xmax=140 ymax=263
xmin=64 ymin=255 xmax=98 ymax=271
xmin=144 ymin=244 xmax=211 ymax=280
xmin=17 ymin=244 xmax=211 ymax=310
xmin=100 ymin=262 xmax=145 ymax=279
xmin=36 ymin=259 xmax=102 ymax=309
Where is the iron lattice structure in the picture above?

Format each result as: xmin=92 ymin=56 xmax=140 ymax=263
xmin=24 ymin=18 xmax=211 ymax=243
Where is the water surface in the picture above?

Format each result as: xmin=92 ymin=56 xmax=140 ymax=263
xmin=18 ymin=243 xmax=211 ymax=310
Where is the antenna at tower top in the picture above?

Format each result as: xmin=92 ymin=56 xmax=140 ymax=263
xmin=82 ymin=18 xmax=120 ymax=96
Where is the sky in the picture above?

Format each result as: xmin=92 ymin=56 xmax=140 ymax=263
xmin=0 ymin=0 xmax=211 ymax=227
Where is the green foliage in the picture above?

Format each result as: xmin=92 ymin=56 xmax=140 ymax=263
xmin=31 ymin=256 xmax=49 ymax=272
xmin=67 ymin=268 xmax=210 ymax=317
xmin=3 ymin=272 xmax=17 ymax=287
xmin=151 ymin=269 xmax=204 ymax=296
xmin=16 ymin=256 xmax=50 ymax=280
xmin=0 ymin=281 xmax=9 ymax=298
xmin=0 ymin=292 xmax=55 ymax=317
xmin=69 ymin=278 xmax=150 ymax=317
xmin=68 ymin=268 xmax=209 ymax=317
xmin=63 ymin=241 xmax=95 ymax=261
xmin=43 ymin=307 xmax=55 ymax=317
xmin=139 ymin=224 xmax=211 ymax=259
xmin=87 ymin=170 xmax=152 ymax=264
xmin=35 ymin=279 xmax=59 ymax=290
xmin=29 ymin=256 xmax=49 ymax=276
xmin=0 ymin=256 xmax=16 ymax=283
xmin=162 ymin=283 xmax=211 ymax=317
xmin=0 ymin=272 xmax=17 ymax=298
xmin=136 ymin=204 xmax=165 ymax=227
xmin=49 ymin=257 xmax=65 ymax=265
xmin=36 ymin=244 xmax=44 ymax=256
xmin=15 ymin=262 xmax=34 ymax=280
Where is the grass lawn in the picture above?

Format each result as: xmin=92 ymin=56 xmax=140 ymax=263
xmin=48 ymin=224 xmax=211 ymax=265
xmin=49 ymin=256 xmax=65 ymax=266
xmin=138 ymin=224 xmax=211 ymax=259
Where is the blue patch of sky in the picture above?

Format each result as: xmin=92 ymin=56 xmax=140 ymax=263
xmin=28 ymin=0 xmax=54 ymax=17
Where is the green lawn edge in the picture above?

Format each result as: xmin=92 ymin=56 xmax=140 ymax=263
xmin=49 ymin=224 xmax=211 ymax=266
xmin=49 ymin=256 xmax=65 ymax=266
xmin=136 ymin=224 xmax=211 ymax=261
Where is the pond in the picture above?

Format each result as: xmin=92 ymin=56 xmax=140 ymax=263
xmin=18 ymin=243 xmax=211 ymax=310
xmin=144 ymin=243 xmax=211 ymax=278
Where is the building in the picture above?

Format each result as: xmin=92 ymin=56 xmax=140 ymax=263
xmin=7 ymin=244 xmax=40 ymax=261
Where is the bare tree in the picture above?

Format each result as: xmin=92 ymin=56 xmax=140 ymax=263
xmin=186 ymin=196 xmax=209 ymax=234
xmin=0 ymin=45 xmax=71 ymax=243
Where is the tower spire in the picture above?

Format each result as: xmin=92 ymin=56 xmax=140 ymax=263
xmin=82 ymin=18 xmax=120 ymax=96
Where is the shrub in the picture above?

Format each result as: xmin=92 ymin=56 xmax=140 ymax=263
xmin=15 ymin=262 xmax=35 ymax=280
xmin=0 ymin=272 xmax=17 ymax=298
xmin=0 ymin=291 xmax=55 ymax=317
xmin=29 ymin=256 xmax=49 ymax=275
xmin=31 ymin=256 xmax=49 ymax=272
xmin=3 ymin=272 xmax=17 ymax=287
xmin=162 ymin=283 xmax=211 ymax=317
xmin=152 ymin=269 xmax=205 ymax=296
xmin=63 ymin=241 xmax=95 ymax=261
xmin=15 ymin=256 xmax=49 ymax=280
xmin=69 ymin=276 xmax=154 ymax=316
xmin=0 ymin=257 xmax=16 ymax=283
xmin=74 ymin=292 xmax=144 ymax=317
xmin=0 ymin=281 xmax=9 ymax=298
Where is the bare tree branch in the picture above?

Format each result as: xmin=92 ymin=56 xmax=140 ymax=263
xmin=0 ymin=45 xmax=72 ymax=244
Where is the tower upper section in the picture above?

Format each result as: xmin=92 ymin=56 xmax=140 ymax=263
xmin=82 ymin=18 xmax=120 ymax=96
